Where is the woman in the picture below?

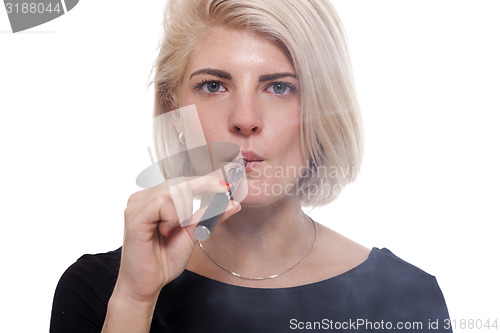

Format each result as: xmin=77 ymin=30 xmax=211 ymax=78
xmin=50 ymin=0 xmax=452 ymax=332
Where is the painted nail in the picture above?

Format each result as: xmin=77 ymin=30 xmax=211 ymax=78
xmin=219 ymin=180 xmax=231 ymax=189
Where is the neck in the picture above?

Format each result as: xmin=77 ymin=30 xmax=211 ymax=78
xmin=201 ymin=196 xmax=315 ymax=275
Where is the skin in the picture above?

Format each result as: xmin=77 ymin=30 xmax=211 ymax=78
xmin=181 ymin=27 xmax=370 ymax=288
xmin=102 ymin=27 xmax=370 ymax=333
xmin=179 ymin=27 xmax=305 ymax=208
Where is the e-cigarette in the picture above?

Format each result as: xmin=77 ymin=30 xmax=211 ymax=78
xmin=194 ymin=158 xmax=246 ymax=241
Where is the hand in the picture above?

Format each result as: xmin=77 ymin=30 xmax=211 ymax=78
xmin=114 ymin=175 xmax=239 ymax=303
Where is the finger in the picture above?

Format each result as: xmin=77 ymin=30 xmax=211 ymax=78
xmin=170 ymin=182 xmax=194 ymax=226
xmin=187 ymin=199 xmax=241 ymax=234
xmin=167 ymin=176 xmax=229 ymax=227
xmin=170 ymin=202 xmax=240 ymax=244
xmin=187 ymin=175 xmax=229 ymax=196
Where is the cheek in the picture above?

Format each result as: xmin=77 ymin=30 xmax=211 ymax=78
xmin=271 ymin=114 xmax=301 ymax=148
xmin=180 ymin=91 xmax=224 ymax=142
xmin=284 ymin=125 xmax=306 ymax=166
xmin=197 ymin=113 xmax=224 ymax=142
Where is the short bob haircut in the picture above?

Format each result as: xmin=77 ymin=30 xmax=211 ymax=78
xmin=151 ymin=0 xmax=363 ymax=207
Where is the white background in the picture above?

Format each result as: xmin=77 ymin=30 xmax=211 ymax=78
xmin=0 ymin=1 xmax=498 ymax=331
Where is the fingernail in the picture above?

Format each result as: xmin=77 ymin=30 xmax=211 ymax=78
xmin=219 ymin=180 xmax=231 ymax=190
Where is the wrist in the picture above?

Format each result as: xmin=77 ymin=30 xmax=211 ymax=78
xmin=111 ymin=281 xmax=160 ymax=310
xmin=102 ymin=290 xmax=159 ymax=333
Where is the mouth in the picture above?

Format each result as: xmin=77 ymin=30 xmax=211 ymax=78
xmin=241 ymin=150 xmax=264 ymax=172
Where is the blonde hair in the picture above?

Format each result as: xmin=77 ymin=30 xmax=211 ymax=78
xmin=151 ymin=0 xmax=363 ymax=207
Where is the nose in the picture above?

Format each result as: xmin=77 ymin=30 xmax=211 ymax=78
xmin=228 ymin=93 xmax=263 ymax=136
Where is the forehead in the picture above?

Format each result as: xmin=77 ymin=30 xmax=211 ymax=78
xmin=187 ymin=27 xmax=295 ymax=74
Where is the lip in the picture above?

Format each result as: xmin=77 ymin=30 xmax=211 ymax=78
xmin=241 ymin=150 xmax=264 ymax=172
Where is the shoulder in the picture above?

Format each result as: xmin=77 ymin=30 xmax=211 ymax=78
xmin=314 ymin=225 xmax=451 ymax=326
xmin=314 ymin=224 xmax=436 ymax=287
xmin=345 ymin=247 xmax=442 ymax=297
xmin=68 ymin=247 xmax=122 ymax=276
xmin=358 ymin=247 xmax=438 ymax=285
xmin=344 ymin=248 xmax=451 ymax=326
xmin=57 ymin=248 xmax=122 ymax=290
xmin=50 ymin=248 xmax=122 ymax=332
xmin=57 ymin=247 xmax=122 ymax=297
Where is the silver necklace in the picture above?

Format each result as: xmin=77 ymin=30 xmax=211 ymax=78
xmin=198 ymin=218 xmax=318 ymax=280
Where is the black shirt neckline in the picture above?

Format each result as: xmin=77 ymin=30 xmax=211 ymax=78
xmin=180 ymin=247 xmax=381 ymax=292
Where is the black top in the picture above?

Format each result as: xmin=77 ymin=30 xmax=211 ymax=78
xmin=50 ymin=247 xmax=452 ymax=332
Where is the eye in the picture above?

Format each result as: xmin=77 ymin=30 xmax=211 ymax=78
xmin=265 ymin=82 xmax=296 ymax=95
xmin=206 ymin=81 xmax=222 ymax=93
xmin=195 ymin=80 xmax=226 ymax=94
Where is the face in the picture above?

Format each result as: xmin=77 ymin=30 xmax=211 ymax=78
xmin=179 ymin=27 xmax=306 ymax=206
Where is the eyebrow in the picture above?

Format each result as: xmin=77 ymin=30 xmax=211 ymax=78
xmin=189 ymin=68 xmax=297 ymax=82
xmin=258 ymin=72 xmax=297 ymax=82
xmin=190 ymin=69 xmax=232 ymax=80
